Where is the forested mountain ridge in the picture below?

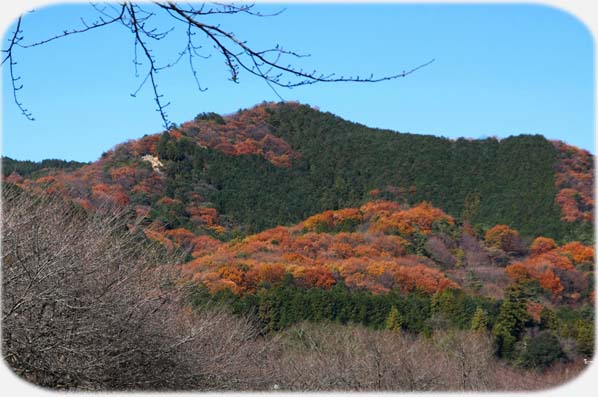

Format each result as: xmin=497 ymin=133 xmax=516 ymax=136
xmin=3 ymin=101 xmax=592 ymax=245
xmin=1 ymin=156 xmax=88 ymax=178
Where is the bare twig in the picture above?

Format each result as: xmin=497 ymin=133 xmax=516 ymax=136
xmin=2 ymin=16 xmax=34 ymax=121
xmin=3 ymin=1 xmax=435 ymax=130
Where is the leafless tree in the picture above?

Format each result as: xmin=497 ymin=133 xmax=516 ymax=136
xmin=460 ymin=232 xmax=491 ymax=267
xmin=260 ymin=321 xmax=587 ymax=392
xmin=425 ymin=236 xmax=457 ymax=267
xmin=1 ymin=185 xmax=270 ymax=390
xmin=2 ymin=1 xmax=434 ymax=128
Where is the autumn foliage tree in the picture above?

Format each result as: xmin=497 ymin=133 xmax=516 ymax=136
xmin=530 ymin=237 xmax=557 ymax=256
xmin=484 ymin=225 xmax=523 ymax=254
xmin=185 ymin=201 xmax=460 ymax=296
xmin=552 ymin=141 xmax=594 ymax=223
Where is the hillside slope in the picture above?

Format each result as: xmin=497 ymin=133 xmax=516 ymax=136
xmin=184 ymin=200 xmax=593 ymax=304
xmin=4 ymin=102 xmax=592 ymax=244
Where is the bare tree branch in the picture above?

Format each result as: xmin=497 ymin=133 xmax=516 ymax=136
xmin=2 ymin=16 xmax=35 ymax=121
xmin=126 ymin=3 xmax=171 ymax=126
xmin=2 ymin=2 xmax=435 ymax=130
xmin=17 ymin=5 xmax=127 ymax=49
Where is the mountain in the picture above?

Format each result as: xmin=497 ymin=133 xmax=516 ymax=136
xmin=2 ymin=101 xmax=594 ymax=379
xmin=4 ymin=101 xmax=592 ymax=245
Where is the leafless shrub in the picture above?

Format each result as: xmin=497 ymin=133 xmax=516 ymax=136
xmin=432 ymin=330 xmax=495 ymax=390
xmin=469 ymin=265 xmax=510 ymax=287
xmin=1 ymin=186 xmax=267 ymax=390
xmin=460 ymin=233 xmax=491 ymax=267
xmin=265 ymin=323 xmax=585 ymax=392
xmin=270 ymin=322 xmax=449 ymax=391
xmin=425 ymin=236 xmax=457 ymax=267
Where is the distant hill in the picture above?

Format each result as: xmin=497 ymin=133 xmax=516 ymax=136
xmin=2 ymin=156 xmax=88 ymax=178
xmin=3 ymin=102 xmax=592 ymax=244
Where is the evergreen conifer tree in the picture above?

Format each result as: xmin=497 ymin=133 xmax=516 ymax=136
xmin=471 ymin=307 xmax=489 ymax=331
xmin=385 ymin=306 xmax=404 ymax=331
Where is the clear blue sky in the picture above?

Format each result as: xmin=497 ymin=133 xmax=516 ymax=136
xmin=1 ymin=2 xmax=595 ymax=162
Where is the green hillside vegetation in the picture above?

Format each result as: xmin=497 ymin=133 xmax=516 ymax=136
xmin=5 ymin=103 xmax=591 ymax=243
xmin=151 ymin=103 xmax=590 ymax=241
xmin=1 ymin=156 xmax=88 ymax=178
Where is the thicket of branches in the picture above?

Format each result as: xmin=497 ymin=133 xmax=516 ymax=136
xmin=1 ymin=186 xmax=586 ymax=391
xmin=1 ymin=186 xmax=269 ymax=390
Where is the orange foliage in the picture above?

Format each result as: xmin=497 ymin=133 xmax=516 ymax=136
xmin=552 ymin=141 xmax=593 ymax=223
xmin=165 ymin=228 xmax=197 ymax=250
xmin=528 ymin=251 xmax=574 ymax=271
xmin=526 ymin=301 xmax=544 ymax=322
xmin=191 ymin=235 xmax=222 ymax=257
xmin=371 ymin=235 xmax=408 ymax=257
xmin=176 ymin=103 xmax=301 ymax=168
xmin=484 ymin=225 xmax=520 ymax=252
xmin=4 ymin=172 xmax=24 ymax=184
xmin=144 ymin=227 xmax=175 ymax=251
xmin=135 ymin=205 xmax=151 ymax=219
xmin=360 ymin=200 xmax=402 ymax=221
xmin=505 ymin=239 xmax=588 ymax=301
xmin=246 ymin=263 xmax=286 ymax=290
xmin=188 ymin=206 xmax=220 ymax=226
xmin=530 ymin=237 xmax=557 ymax=256
xmin=110 ymin=166 xmax=137 ymax=185
xmin=538 ymin=270 xmax=564 ymax=298
xmin=369 ymin=188 xmax=381 ymax=198
xmin=369 ymin=201 xmax=453 ymax=236
xmin=157 ymin=196 xmax=180 ymax=206
xmin=73 ymin=198 xmax=93 ymax=211
xmin=127 ymin=134 xmax=160 ymax=155
xmin=302 ymin=208 xmax=363 ymax=232
xmin=301 ymin=266 xmax=336 ymax=288
xmin=302 ymin=211 xmax=333 ymax=232
xmin=392 ymin=264 xmax=458 ymax=294
xmin=184 ymin=201 xmax=461 ymax=295
xmin=560 ymin=242 xmax=594 ymax=265
xmin=556 ymin=189 xmax=590 ymax=223
xmin=330 ymin=242 xmax=355 ymax=259
xmin=505 ymin=262 xmax=531 ymax=282
xmin=354 ymin=244 xmax=380 ymax=258
xmin=91 ymin=183 xmax=130 ymax=207
xmin=130 ymin=174 xmax=163 ymax=195
xmin=218 ymin=266 xmax=246 ymax=289
xmin=281 ymin=252 xmax=310 ymax=263
xmin=234 ymin=138 xmax=263 ymax=156
xmin=36 ymin=175 xmax=57 ymax=185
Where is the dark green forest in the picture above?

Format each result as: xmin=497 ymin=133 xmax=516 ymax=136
xmin=190 ymin=273 xmax=594 ymax=368
xmin=1 ymin=156 xmax=88 ymax=178
xmin=148 ymin=103 xmax=590 ymax=242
